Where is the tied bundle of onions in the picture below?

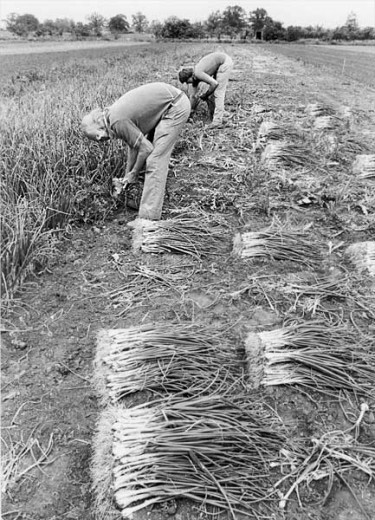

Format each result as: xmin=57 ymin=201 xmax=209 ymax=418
xmin=233 ymin=225 xmax=322 ymax=268
xmin=95 ymin=325 xmax=243 ymax=403
xmin=313 ymin=115 xmax=342 ymax=131
xmin=345 ymin=241 xmax=375 ymax=276
xmin=256 ymin=121 xmax=303 ymax=149
xmin=131 ymin=214 xmax=227 ymax=258
xmin=352 ymin=154 xmax=375 ymax=180
xmin=108 ymin=392 xmax=288 ymax=518
xmin=305 ymin=102 xmax=337 ymax=118
xmin=245 ymin=320 xmax=375 ymax=397
xmin=260 ymin=141 xmax=317 ymax=169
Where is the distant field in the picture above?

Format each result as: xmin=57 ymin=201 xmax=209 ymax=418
xmin=264 ymin=43 xmax=375 ymax=87
xmin=0 ymin=41 xmax=150 ymax=85
xmin=318 ymin=44 xmax=375 ymax=54
xmin=0 ymin=38 xmax=151 ymax=55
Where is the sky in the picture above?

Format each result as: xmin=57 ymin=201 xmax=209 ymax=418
xmin=1 ymin=0 xmax=375 ymax=29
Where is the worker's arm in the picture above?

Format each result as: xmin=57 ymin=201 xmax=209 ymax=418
xmin=113 ymin=136 xmax=153 ymax=196
xmin=190 ymin=84 xmax=201 ymax=112
xmin=111 ymin=121 xmax=154 ymax=197
xmin=125 ymin=145 xmax=137 ymax=174
xmin=194 ymin=71 xmax=218 ymax=98
xmin=124 ymin=136 xmax=153 ymax=183
xmin=112 ymin=119 xmax=154 ymax=182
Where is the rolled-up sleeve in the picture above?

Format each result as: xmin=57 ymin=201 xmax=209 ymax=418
xmin=112 ymin=119 xmax=143 ymax=149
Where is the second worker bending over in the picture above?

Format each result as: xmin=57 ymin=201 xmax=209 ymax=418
xmin=178 ymin=51 xmax=233 ymax=128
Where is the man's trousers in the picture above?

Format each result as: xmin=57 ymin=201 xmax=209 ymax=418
xmin=211 ymin=56 xmax=234 ymax=124
xmin=138 ymin=93 xmax=191 ymax=220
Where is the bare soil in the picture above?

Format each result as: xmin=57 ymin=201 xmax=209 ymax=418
xmin=2 ymin=44 xmax=375 ymax=520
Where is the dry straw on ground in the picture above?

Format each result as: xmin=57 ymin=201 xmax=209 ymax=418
xmin=245 ymin=321 xmax=375 ymax=396
xmin=108 ymin=264 xmax=192 ymax=316
xmin=271 ymin=272 xmax=351 ymax=317
xmin=2 ymin=430 xmax=55 ymax=495
xmin=280 ymin=272 xmax=350 ymax=300
xmin=275 ymin=403 xmax=374 ymax=512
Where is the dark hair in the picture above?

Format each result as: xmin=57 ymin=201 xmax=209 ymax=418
xmin=178 ymin=67 xmax=193 ymax=83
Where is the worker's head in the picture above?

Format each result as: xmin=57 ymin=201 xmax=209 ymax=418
xmin=81 ymin=108 xmax=110 ymax=142
xmin=178 ymin=66 xmax=194 ymax=84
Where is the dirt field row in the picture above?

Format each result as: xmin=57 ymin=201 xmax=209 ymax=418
xmin=264 ymin=43 xmax=375 ymax=87
xmin=1 ymin=42 xmax=375 ymax=520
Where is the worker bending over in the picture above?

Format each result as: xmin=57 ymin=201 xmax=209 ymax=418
xmin=81 ymin=82 xmax=190 ymax=220
xmin=178 ymin=51 xmax=233 ymax=128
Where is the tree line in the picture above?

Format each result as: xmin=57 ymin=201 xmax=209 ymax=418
xmin=4 ymin=6 xmax=375 ymax=41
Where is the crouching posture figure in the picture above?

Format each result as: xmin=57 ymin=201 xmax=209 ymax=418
xmin=81 ymin=82 xmax=191 ymax=220
xmin=178 ymin=51 xmax=233 ymax=127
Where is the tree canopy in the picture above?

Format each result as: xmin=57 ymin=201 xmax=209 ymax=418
xmin=205 ymin=11 xmax=223 ymax=38
xmin=132 ymin=12 xmax=148 ymax=33
xmin=86 ymin=12 xmax=106 ymax=36
xmin=108 ymin=14 xmax=130 ymax=34
xmin=221 ymin=5 xmax=247 ymax=37
xmin=4 ymin=7 xmax=374 ymax=42
xmin=6 ymin=13 xmax=39 ymax=36
xmin=249 ymin=8 xmax=268 ymax=32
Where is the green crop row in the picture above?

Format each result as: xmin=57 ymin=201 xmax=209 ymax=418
xmin=0 ymin=42 xmax=204 ymax=300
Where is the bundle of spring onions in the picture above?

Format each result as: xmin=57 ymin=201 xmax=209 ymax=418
xmin=245 ymin=321 xmax=375 ymax=396
xmin=314 ymin=131 xmax=338 ymax=154
xmin=131 ymin=214 xmax=227 ymax=258
xmin=345 ymin=241 xmax=375 ymax=276
xmin=106 ymin=392 xmax=288 ymax=519
xmin=352 ymin=154 xmax=375 ymax=179
xmin=260 ymin=141 xmax=317 ymax=169
xmin=338 ymin=135 xmax=371 ymax=155
xmin=305 ymin=103 xmax=337 ymax=118
xmin=233 ymin=225 xmax=322 ymax=268
xmin=313 ymin=115 xmax=341 ymax=131
xmin=92 ymin=407 xmax=120 ymax=520
xmin=256 ymin=121 xmax=302 ymax=148
xmin=95 ymin=325 xmax=244 ymax=403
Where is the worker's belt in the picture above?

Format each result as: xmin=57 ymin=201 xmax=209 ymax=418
xmin=169 ymin=90 xmax=185 ymax=107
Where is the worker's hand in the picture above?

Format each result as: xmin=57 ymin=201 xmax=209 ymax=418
xmin=112 ymin=169 xmax=140 ymax=197
xmin=112 ymin=176 xmax=134 ymax=196
xmin=123 ymin=170 xmax=139 ymax=184
xmin=200 ymin=93 xmax=210 ymax=101
xmin=112 ymin=177 xmax=127 ymax=197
